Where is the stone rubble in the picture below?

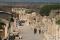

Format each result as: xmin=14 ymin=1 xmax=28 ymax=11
xmin=12 ymin=8 xmax=60 ymax=40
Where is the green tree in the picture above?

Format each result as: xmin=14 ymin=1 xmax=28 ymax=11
xmin=8 ymin=14 xmax=14 ymax=29
xmin=0 ymin=21 xmax=6 ymax=29
xmin=40 ymin=4 xmax=60 ymax=16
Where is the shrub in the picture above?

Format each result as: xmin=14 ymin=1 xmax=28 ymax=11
xmin=56 ymin=20 xmax=60 ymax=25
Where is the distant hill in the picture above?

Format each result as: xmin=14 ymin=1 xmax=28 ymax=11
xmin=0 ymin=2 xmax=60 ymax=6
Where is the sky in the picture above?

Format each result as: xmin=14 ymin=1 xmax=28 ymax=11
xmin=0 ymin=0 xmax=59 ymax=3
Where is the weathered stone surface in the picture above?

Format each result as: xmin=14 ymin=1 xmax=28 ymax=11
xmin=12 ymin=8 xmax=60 ymax=40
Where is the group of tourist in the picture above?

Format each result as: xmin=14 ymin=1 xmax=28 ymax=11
xmin=34 ymin=28 xmax=41 ymax=34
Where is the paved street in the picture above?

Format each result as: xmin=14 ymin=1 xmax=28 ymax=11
xmin=15 ymin=24 xmax=45 ymax=40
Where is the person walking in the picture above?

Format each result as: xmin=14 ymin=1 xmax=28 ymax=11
xmin=34 ymin=28 xmax=37 ymax=34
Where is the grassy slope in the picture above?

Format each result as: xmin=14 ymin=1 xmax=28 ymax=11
xmin=40 ymin=4 xmax=60 ymax=16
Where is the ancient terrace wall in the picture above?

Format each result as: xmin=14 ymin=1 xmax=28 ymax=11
xmin=12 ymin=8 xmax=60 ymax=40
xmin=49 ymin=10 xmax=60 ymax=18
